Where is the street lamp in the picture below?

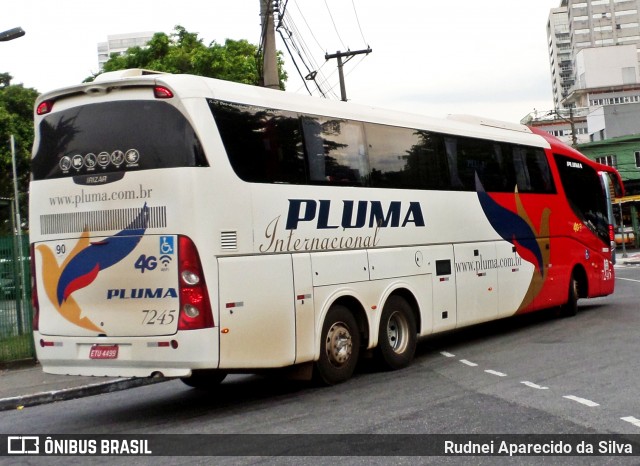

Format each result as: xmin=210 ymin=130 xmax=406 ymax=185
xmin=0 ymin=27 xmax=25 ymax=42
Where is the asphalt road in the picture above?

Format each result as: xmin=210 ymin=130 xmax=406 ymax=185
xmin=1 ymin=264 xmax=639 ymax=464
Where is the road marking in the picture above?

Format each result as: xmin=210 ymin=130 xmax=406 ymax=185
xmin=617 ymin=277 xmax=640 ymax=283
xmin=521 ymin=381 xmax=549 ymax=390
xmin=563 ymin=395 xmax=599 ymax=407
xmin=460 ymin=359 xmax=478 ymax=367
xmin=621 ymin=416 xmax=640 ymax=428
xmin=485 ymin=370 xmax=507 ymax=377
xmin=440 ymin=351 xmax=455 ymax=358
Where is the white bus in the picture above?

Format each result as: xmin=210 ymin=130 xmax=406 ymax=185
xmin=30 ymin=70 xmax=620 ymax=386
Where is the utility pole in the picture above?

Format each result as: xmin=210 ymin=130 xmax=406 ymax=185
xmin=259 ymin=0 xmax=280 ymax=89
xmin=568 ymin=107 xmax=577 ymax=147
xmin=325 ymin=48 xmax=372 ymax=102
xmin=553 ymin=107 xmax=578 ymax=147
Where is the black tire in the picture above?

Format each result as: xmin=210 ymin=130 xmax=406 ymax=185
xmin=180 ymin=369 xmax=227 ymax=389
xmin=314 ymin=305 xmax=360 ymax=385
xmin=559 ymin=273 xmax=579 ymax=317
xmin=375 ymin=295 xmax=417 ymax=370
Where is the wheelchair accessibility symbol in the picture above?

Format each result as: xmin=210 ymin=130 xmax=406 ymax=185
xmin=160 ymin=236 xmax=174 ymax=255
xmin=159 ymin=236 xmax=174 ymax=269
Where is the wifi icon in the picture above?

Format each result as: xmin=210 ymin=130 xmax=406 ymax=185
xmin=160 ymin=255 xmax=173 ymax=266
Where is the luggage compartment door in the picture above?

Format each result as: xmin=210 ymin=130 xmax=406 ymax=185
xmin=218 ymin=255 xmax=296 ymax=368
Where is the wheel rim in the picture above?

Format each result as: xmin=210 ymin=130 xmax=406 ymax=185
xmin=325 ymin=321 xmax=353 ymax=368
xmin=386 ymin=310 xmax=410 ymax=354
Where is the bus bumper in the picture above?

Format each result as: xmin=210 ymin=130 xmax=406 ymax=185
xmin=33 ymin=328 xmax=219 ymax=378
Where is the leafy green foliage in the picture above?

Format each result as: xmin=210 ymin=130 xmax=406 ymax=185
xmin=0 ymin=74 xmax=37 ymax=234
xmin=94 ymin=25 xmax=287 ymax=88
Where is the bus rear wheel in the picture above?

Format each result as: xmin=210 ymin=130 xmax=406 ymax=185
xmin=180 ymin=369 xmax=227 ymax=389
xmin=375 ymin=295 xmax=417 ymax=370
xmin=314 ymin=305 xmax=360 ymax=385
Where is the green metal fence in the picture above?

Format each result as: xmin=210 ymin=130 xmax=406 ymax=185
xmin=0 ymin=235 xmax=35 ymax=363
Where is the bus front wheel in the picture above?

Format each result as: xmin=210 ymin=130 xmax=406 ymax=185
xmin=375 ymin=295 xmax=417 ymax=370
xmin=180 ymin=369 xmax=227 ymax=389
xmin=314 ymin=305 xmax=360 ymax=385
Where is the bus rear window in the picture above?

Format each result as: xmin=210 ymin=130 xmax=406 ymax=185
xmin=31 ymin=100 xmax=207 ymax=180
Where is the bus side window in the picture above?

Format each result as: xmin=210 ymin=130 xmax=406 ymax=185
xmin=302 ymin=117 xmax=368 ymax=186
xmin=211 ymin=101 xmax=306 ymax=184
xmin=261 ymin=114 xmax=307 ymax=184
xmin=512 ymin=146 xmax=533 ymax=192
xmin=365 ymin=124 xmax=450 ymax=191
xmin=525 ymin=148 xmax=556 ymax=194
xmin=444 ymin=137 xmax=465 ymax=190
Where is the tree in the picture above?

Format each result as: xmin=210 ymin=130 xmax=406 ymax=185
xmin=0 ymin=73 xmax=38 ymax=234
xmin=90 ymin=26 xmax=288 ymax=89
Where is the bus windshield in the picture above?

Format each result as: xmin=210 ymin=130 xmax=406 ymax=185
xmin=554 ymin=153 xmax=609 ymax=245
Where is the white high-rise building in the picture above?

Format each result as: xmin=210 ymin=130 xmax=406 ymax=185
xmin=97 ymin=32 xmax=155 ymax=71
xmin=547 ymin=0 xmax=640 ymax=109
xmin=548 ymin=5 xmax=572 ymax=109
xmin=529 ymin=1 xmax=640 ymax=144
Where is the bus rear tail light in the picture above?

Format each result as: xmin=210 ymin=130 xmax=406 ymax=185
xmin=153 ymin=86 xmax=174 ymax=99
xmin=36 ymin=100 xmax=54 ymax=115
xmin=177 ymin=235 xmax=214 ymax=330
xmin=30 ymin=244 xmax=40 ymax=331
xmin=609 ymin=224 xmax=615 ymax=243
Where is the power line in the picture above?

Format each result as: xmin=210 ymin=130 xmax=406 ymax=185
xmin=351 ymin=0 xmax=368 ymax=46
xmin=275 ymin=0 xmax=372 ymax=101
xmin=277 ymin=26 xmax=314 ymax=96
xmin=286 ymin=1 xmax=337 ymax=98
xmin=292 ymin=0 xmax=325 ymax=53
xmin=324 ymin=0 xmax=346 ymax=50
xmin=276 ymin=2 xmax=335 ymax=98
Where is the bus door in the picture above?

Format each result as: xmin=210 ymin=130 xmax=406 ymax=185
xmin=453 ymin=243 xmax=498 ymax=326
xmin=217 ymin=255 xmax=296 ymax=368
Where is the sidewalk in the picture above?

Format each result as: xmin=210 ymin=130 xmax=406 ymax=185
xmin=616 ymin=248 xmax=640 ymax=265
xmin=0 ymin=361 xmax=164 ymax=412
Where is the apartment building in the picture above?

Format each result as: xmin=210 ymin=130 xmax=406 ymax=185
xmin=97 ymin=32 xmax=155 ymax=71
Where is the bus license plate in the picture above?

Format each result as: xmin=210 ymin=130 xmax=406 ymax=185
xmin=89 ymin=345 xmax=119 ymax=360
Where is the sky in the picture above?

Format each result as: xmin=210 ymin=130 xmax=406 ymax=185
xmin=3 ymin=0 xmax=561 ymax=123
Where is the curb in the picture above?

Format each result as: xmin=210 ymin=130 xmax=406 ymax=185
xmin=620 ymin=257 xmax=640 ymax=265
xmin=0 ymin=377 xmax=167 ymax=412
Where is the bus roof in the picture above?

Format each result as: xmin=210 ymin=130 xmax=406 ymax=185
xmin=37 ymin=70 xmax=551 ymax=151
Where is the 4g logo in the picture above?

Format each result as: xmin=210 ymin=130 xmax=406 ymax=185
xmin=134 ymin=254 xmax=157 ymax=273
xmin=134 ymin=237 xmax=175 ymax=274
